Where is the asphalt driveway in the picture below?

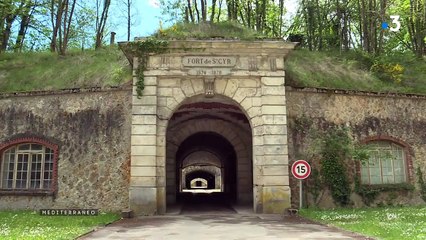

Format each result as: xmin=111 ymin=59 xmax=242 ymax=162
xmin=79 ymin=213 xmax=372 ymax=240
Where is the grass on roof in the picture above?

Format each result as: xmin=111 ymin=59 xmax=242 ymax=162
xmin=152 ymin=21 xmax=267 ymax=40
xmin=0 ymin=47 xmax=131 ymax=93
xmin=285 ymin=49 xmax=426 ymax=95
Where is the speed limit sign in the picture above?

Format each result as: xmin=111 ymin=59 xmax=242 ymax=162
xmin=291 ymin=160 xmax=311 ymax=180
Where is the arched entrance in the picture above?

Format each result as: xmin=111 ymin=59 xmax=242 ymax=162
xmin=126 ymin=40 xmax=294 ymax=215
xmin=166 ymin=96 xmax=253 ymax=211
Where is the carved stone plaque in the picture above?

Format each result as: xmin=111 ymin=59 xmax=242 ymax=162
xmin=182 ymin=56 xmax=237 ymax=67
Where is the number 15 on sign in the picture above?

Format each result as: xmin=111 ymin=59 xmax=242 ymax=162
xmin=291 ymin=160 xmax=311 ymax=209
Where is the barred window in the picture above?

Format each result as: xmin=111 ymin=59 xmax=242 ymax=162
xmin=1 ymin=143 xmax=54 ymax=191
xmin=361 ymin=141 xmax=406 ymax=185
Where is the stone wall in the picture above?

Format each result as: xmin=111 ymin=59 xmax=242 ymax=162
xmin=286 ymin=87 xmax=426 ymax=208
xmin=0 ymin=89 xmax=132 ymax=212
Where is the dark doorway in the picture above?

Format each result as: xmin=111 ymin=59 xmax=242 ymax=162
xmin=176 ymin=132 xmax=237 ymax=213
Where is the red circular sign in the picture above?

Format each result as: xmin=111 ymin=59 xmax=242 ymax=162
xmin=291 ymin=160 xmax=311 ymax=180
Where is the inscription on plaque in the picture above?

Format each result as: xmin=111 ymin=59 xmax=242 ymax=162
xmin=183 ymin=56 xmax=236 ymax=67
xmin=188 ymin=68 xmax=231 ymax=76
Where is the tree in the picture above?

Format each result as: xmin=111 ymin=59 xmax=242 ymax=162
xmin=1 ymin=0 xmax=27 ymax=52
xmin=14 ymin=0 xmax=38 ymax=52
xmin=116 ymin=0 xmax=135 ymax=41
xmin=95 ymin=0 xmax=111 ymax=49
xmin=408 ymin=0 xmax=426 ymax=57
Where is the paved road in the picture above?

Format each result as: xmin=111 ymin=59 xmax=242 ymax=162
xmin=80 ymin=213 xmax=371 ymax=240
xmin=80 ymin=194 xmax=371 ymax=240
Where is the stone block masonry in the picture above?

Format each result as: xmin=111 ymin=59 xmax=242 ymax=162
xmin=0 ymin=89 xmax=132 ymax=211
xmin=124 ymin=40 xmax=297 ymax=215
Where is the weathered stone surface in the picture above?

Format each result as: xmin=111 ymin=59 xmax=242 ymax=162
xmin=158 ymin=78 xmax=180 ymax=87
xmin=262 ymin=186 xmax=291 ymax=214
xmin=262 ymin=165 xmax=288 ymax=176
xmin=214 ymin=79 xmax=227 ymax=94
xmin=131 ymin=146 xmax=157 ymax=156
xmin=181 ymin=79 xmax=195 ymax=97
xmin=132 ymin=125 xmax=157 ymax=135
xmin=262 ymin=106 xmax=287 ymax=115
xmin=261 ymin=77 xmax=285 ymax=86
xmin=131 ymin=135 xmax=156 ymax=145
xmin=132 ymin=106 xmax=157 ymax=115
xmin=133 ymin=95 xmax=157 ymax=106
xmin=131 ymin=166 xmax=157 ymax=177
xmin=224 ymin=79 xmax=239 ymax=97
xmin=286 ymin=87 xmax=426 ymax=208
xmin=131 ymin=156 xmax=157 ymax=166
xmin=262 ymin=86 xmax=286 ymax=96
xmin=157 ymin=87 xmax=173 ymax=97
xmin=132 ymin=115 xmax=156 ymax=125
xmin=129 ymin=187 xmax=157 ymax=215
xmin=262 ymin=95 xmax=286 ymax=105
xmin=144 ymin=77 xmax=157 ymax=86
xmin=0 ymin=90 xmax=131 ymax=211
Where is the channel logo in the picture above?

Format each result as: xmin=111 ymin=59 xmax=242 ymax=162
xmin=381 ymin=15 xmax=401 ymax=32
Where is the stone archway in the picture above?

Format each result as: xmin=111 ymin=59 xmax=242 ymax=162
xmin=166 ymin=100 xmax=252 ymax=207
xmin=126 ymin=40 xmax=295 ymax=215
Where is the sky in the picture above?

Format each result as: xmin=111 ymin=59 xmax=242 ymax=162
xmin=114 ymin=0 xmax=299 ymax=42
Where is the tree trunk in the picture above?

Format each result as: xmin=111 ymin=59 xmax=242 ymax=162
xmin=14 ymin=1 xmax=35 ymax=52
xmin=187 ymin=0 xmax=194 ymax=22
xmin=50 ymin=0 xmax=66 ymax=52
xmin=210 ymin=0 xmax=217 ymax=22
xmin=95 ymin=0 xmax=111 ymax=49
xmin=127 ymin=0 xmax=131 ymax=41
xmin=194 ymin=0 xmax=200 ymax=22
xmin=279 ymin=0 xmax=284 ymax=37
xmin=200 ymin=0 xmax=206 ymax=22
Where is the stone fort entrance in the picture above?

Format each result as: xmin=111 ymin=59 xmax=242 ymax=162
xmin=122 ymin=40 xmax=296 ymax=215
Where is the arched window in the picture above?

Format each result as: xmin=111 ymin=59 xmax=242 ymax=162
xmin=0 ymin=140 xmax=57 ymax=194
xmin=361 ymin=141 xmax=407 ymax=185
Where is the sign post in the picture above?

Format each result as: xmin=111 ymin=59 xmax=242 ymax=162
xmin=291 ymin=160 xmax=311 ymax=209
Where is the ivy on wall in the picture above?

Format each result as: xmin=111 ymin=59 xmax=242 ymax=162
xmin=416 ymin=167 xmax=426 ymax=202
xmin=354 ymin=175 xmax=415 ymax=205
xmin=127 ymin=39 xmax=169 ymax=98
xmin=319 ymin=128 xmax=353 ymax=206
xmin=293 ymin=116 xmax=420 ymax=208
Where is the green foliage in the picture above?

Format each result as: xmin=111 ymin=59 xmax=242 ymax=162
xmin=308 ymin=168 xmax=323 ymax=205
xmin=0 ymin=47 xmax=131 ymax=93
xmin=371 ymin=62 xmax=405 ymax=84
xmin=127 ymin=39 xmax=169 ymax=98
xmin=319 ymin=128 xmax=352 ymax=206
xmin=299 ymin=206 xmax=426 ymax=240
xmin=153 ymin=22 xmax=265 ymax=40
xmin=286 ymin=49 xmax=426 ymax=95
xmin=355 ymin=175 xmax=415 ymax=205
xmin=0 ymin=210 xmax=120 ymax=239
xmin=416 ymin=167 xmax=426 ymax=202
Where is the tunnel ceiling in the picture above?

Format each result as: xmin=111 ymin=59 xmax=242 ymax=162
xmin=169 ymin=101 xmax=250 ymax=131
xmin=176 ymin=132 xmax=236 ymax=168
xmin=182 ymin=151 xmax=222 ymax=168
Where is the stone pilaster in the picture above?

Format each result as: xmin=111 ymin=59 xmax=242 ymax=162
xmin=255 ymin=73 xmax=291 ymax=214
xmin=129 ymin=58 xmax=160 ymax=215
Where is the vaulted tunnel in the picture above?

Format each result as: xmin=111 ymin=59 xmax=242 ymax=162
xmin=165 ymin=96 xmax=253 ymax=213
xmin=176 ymin=132 xmax=237 ymax=204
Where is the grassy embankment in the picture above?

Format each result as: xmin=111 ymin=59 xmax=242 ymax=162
xmin=0 ymin=210 xmax=120 ymax=239
xmin=0 ymin=22 xmax=424 ymax=95
xmin=300 ymin=207 xmax=426 ymax=240
xmin=0 ymin=47 xmax=131 ymax=93
xmin=286 ymin=49 xmax=426 ymax=95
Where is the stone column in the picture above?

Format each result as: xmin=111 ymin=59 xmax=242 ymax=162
xmin=129 ymin=58 xmax=160 ymax=215
xmin=256 ymin=74 xmax=291 ymax=214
